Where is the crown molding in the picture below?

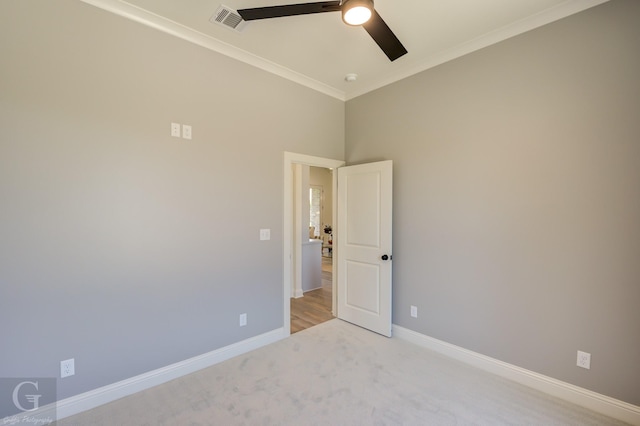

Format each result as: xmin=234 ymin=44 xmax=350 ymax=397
xmin=79 ymin=0 xmax=347 ymax=101
xmin=345 ymin=0 xmax=611 ymax=100
xmin=80 ymin=0 xmax=609 ymax=102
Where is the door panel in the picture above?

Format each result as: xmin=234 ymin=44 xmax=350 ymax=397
xmin=345 ymin=260 xmax=380 ymax=313
xmin=337 ymin=160 xmax=392 ymax=337
xmin=346 ymin=172 xmax=380 ymax=247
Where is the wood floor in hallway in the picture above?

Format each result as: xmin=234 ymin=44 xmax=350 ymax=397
xmin=290 ymin=256 xmax=333 ymax=334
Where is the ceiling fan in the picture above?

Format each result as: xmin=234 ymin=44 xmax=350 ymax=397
xmin=237 ymin=0 xmax=407 ymax=61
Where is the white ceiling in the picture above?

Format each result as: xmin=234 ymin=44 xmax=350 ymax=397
xmin=82 ymin=0 xmax=609 ymax=100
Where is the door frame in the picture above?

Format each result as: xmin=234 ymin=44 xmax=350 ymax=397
xmin=283 ymin=152 xmax=344 ymax=336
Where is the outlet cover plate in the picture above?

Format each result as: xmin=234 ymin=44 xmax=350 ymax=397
xmin=410 ymin=305 xmax=418 ymax=318
xmin=577 ymin=350 xmax=591 ymax=369
xmin=182 ymin=124 xmax=192 ymax=140
xmin=171 ymin=122 xmax=181 ymax=137
xmin=61 ymin=358 xmax=75 ymax=378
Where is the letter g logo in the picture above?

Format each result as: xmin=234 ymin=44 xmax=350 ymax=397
xmin=12 ymin=380 xmax=42 ymax=412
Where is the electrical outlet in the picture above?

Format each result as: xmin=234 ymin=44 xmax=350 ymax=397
xmin=239 ymin=313 xmax=247 ymax=327
xmin=577 ymin=350 xmax=591 ymax=369
xmin=61 ymin=358 xmax=75 ymax=378
xmin=182 ymin=124 xmax=192 ymax=140
xmin=410 ymin=305 xmax=418 ymax=318
xmin=171 ymin=122 xmax=181 ymax=137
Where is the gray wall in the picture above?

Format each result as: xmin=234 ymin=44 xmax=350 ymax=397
xmin=2 ymin=0 xmax=638 ymax=412
xmin=346 ymin=0 xmax=640 ymax=406
xmin=0 ymin=0 xmax=343 ymax=402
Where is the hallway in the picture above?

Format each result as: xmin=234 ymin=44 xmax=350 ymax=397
xmin=290 ymin=256 xmax=333 ymax=333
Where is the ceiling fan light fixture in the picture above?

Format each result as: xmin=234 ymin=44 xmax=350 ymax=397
xmin=342 ymin=0 xmax=373 ymax=26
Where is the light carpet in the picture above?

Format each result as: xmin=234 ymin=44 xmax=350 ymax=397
xmin=57 ymin=319 xmax=628 ymax=425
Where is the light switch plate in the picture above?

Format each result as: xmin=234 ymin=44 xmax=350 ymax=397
xmin=260 ymin=229 xmax=271 ymax=241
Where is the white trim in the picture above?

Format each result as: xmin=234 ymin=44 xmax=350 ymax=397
xmin=293 ymin=164 xmax=304 ymax=299
xmin=79 ymin=0 xmax=345 ymax=101
xmin=346 ymin=0 xmax=610 ymax=100
xmin=393 ymin=325 xmax=640 ymax=426
xmin=284 ymin=152 xmax=344 ymax=335
xmin=331 ymin=170 xmax=338 ymax=317
xmin=80 ymin=0 xmax=608 ymax=102
xmin=4 ymin=328 xmax=285 ymax=423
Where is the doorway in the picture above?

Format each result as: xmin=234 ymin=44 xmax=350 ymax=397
xmin=290 ymin=167 xmax=333 ymax=333
xmin=290 ymin=255 xmax=333 ymax=333
xmin=283 ymin=152 xmax=344 ymax=336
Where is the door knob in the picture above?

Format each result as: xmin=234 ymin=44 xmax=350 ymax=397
xmin=381 ymin=254 xmax=392 ymax=261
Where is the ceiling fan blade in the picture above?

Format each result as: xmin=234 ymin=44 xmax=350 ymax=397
xmin=362 ymin=10 xmax=408 ymax=61
xmin=238 ymin=1 xmax=341 ymax=21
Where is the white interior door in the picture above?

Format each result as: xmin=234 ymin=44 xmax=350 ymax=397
xmin=337 ymin=160 xmax=393 ymax=337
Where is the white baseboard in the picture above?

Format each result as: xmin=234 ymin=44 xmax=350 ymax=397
xmin=6 ymin=325 xmax=637 ymax=425
xmin=392 ymin=324 xmax=640 ymax=426
xmin=4 ymin=327 xmax=286 ymax=424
